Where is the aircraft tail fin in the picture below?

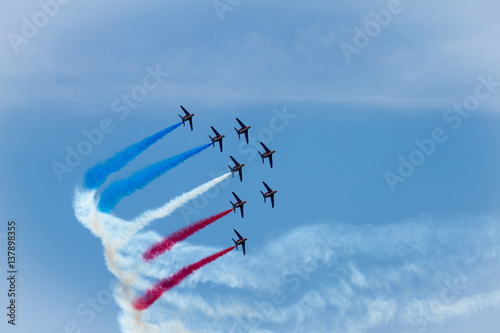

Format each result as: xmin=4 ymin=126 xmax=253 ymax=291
xmin=258 ymin=151 xmax=264 ymax=163
xmin=234 ymin=127 xmax=240 ymax=139
xmin=233 ymin=239 xmax=238 ymax=250
xmin=209 ymin=135 xmax=214 ymax=146
xmin=179 ymin=115 xmax=185 ymax=125
xmin=261 ymin=191 xmax=266 ymax=202
xmin=228 ymin=166 xmax=234 ymax=177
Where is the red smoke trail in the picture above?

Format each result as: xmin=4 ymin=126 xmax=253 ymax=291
xmin=143 ymin=209 xmax=233 ymax=261
xmin=133 ymin=246 xmax=236 ymax=311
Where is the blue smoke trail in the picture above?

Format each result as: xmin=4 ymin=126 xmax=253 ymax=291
xmin=97 ymin=143 xmax=212 ymax=213
xmin=84 ymin=122 xmax=182 ymax=189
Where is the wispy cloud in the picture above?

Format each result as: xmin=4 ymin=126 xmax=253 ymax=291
xmin=3 ymin=1 xmax=500 ymax=109
xmin=115 ymin=215 xmax=500 ymax=332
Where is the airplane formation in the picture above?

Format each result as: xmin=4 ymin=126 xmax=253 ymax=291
xmin=179 ymin=105 xmax=278 ymax=255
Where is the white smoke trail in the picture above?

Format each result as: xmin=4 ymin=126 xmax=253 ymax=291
xmin=74 ymin=187 xmax=160 ymax=333
xmin=73 ymin=189 xmax=102 ymax=238
xmin=74 ymin=188 xmax=132 ymax=280
xmin=115 ymin=172 xmax=231 ymax=247
xmin=73 ymin=173 xmax=231 ymax=333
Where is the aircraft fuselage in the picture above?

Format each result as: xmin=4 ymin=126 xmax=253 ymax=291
xmin=264 ymin=190 xmax=277 ymax=198
xmin=237 ymin=126 xmax=251 ymax=134
xmin=263 ymin=150 xmax=275 ymax=158
xmin=235 ymin=238 xmax=247 ymax=246
xmin=233 ymin=200 xmax=247 ymax=209
xmin=181 ymin=114 xmax=194 ymax=121
xmin=212 ymin=134 xmax=225 ymax=142
xmin=231 ymin=163 xmax=245 ymax=172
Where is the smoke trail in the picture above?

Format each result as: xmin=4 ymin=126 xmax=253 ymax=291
xmin=133 ymin=246 xmax=236 ymax=311
xmin=73 ymin=189 xmax=101 ymax=237
xmin=113 ymin=173 xmax=231 ymax=247
xmin=74 ymin=189 xmax=133 ymax=278
xmin=98 ymin=143 xmax=212 ymax=212
xmin=143 ymin=209 xmax=233 ymax=261
xmin=85 ymin=122 xmax=182 ymax=189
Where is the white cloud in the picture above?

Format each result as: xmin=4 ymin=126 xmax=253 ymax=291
xmin=401 ymin=289 xmax=500 ymax=328
xmin=2 ymin=1 xmax=500 ymax=110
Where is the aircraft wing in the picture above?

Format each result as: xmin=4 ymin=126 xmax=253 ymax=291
xmin=244 ymin=131 xmax=249 ymax=144
xmin=263 ymin=181 xmax=272 ymax=192
xmin=271 ymin=194 xmax=275 ymax=208
xmin=232 ymin=192 xmax=241 ymax=201
xmin=219 ymin=140 xmax=223 ymax=152
xmin=180 ymin=105 xmax=189 ymax=115
xmin=230 ymin=156 xmax=239 ymax=165
xmin=260 ymin=142 xmax=270 ymax=152
xmin=269 ymin=155 xmax=273 ymax=168
xmin=236 ymin=118 xmax=245 ymax=128
xmin=188 ymin=118 xmax=193 ymax=131
xmin=238 ymin=169 xmax=243 ymax=182
xmin=211 ymin=126 xmax=220 ymax=136
xmin=242 ymin=242 xmax=246 ymax=255
xmin=234 ymin=229 xmax=243 ymax=240
xmin=240 ymin=205 xmax=244 ymax=218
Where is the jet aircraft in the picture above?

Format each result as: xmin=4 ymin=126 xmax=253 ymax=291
xmin=209 ymin=126 xmax=225 ymax=152
xmin=260 ymin=181 xmax=277 ymax=208
xmin=234 ymin=118 xmax=251 ymax=144
xmin=232 ymin=229 xmax=248 ymax=255
xmin=228 ymin=156 xmax=245 ymax=182
xmin=258 ymin=142 xmax=276 ymax=168
xmin=179 ymin=105 xmax=194 ymax=131
xmin=230 ymin=192 xmax=247 ymax=218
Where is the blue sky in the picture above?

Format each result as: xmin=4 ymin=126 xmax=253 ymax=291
xmin=1 ymin=1 xmax=500 ymax=332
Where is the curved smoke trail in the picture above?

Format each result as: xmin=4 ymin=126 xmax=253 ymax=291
xmin=73 ymin=189 xmax=101 ymax=237
xmin=85 ymin=122 xmax=182 ymax=189
xmin=74 ymin=129 xmax=232 ymax=332
xmin=98 ymin=143 xmax=212 ymax=212
xmin=74 ymin=174 xmax=234 ymax=330
xmin=74 ymin=189 xmax=153 ymax=332
xmin=143 ymin=209 xmax=233 ymax=261
xmin=117 ymin=173 xmax=231 ymax=246
xmin=133 ymin=246 xmax=236 ymax=311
